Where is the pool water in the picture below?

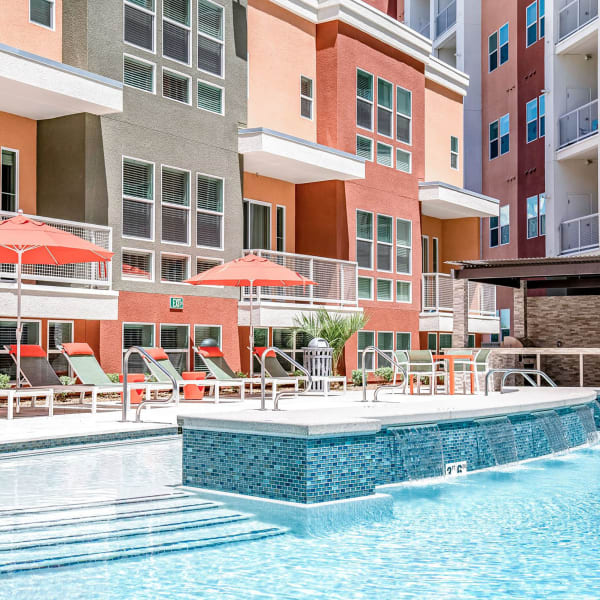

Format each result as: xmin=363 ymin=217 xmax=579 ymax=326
xmin=1 ymin=439 xmax=600 ymax=599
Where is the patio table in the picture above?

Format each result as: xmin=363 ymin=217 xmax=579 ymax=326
xmin=0 ymin=388 xmax=54 ymax=419
xmin=432 ymin=354 xmax=475 ymax=395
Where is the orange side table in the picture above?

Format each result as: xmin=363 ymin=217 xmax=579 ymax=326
xmin=119 ymin=373 xmax=145 ymax=404
xmin=182 ymin=372 xmax=207 ymax=400
xmin=432 ymin=354 xmax=475 ymax=395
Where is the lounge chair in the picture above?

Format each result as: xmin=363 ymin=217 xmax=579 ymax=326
xmin=392 ymin=350 xmax=409 ymax=386
xmin=404 ymin=350 xmax=447 ymax=394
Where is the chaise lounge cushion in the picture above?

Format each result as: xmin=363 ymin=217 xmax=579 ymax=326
xmin=196 ymin=346 xmax=224 ymax=358
xmin=8 ymin=345 xmax=46 ymax=358
xmin=253 ymin=346 xmax=276 ymax=358
xmin=145 ymin=348 xmax=170 ymax=361
xmin=61 ymin=343 xmax=95 ymax=356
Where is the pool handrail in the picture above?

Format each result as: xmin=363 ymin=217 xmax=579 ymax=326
xmin=484 ymin=368 xmax=557 ymax=396
xmin=122 ymin=346 xmax=179 ymax=422
xmin=259 ymin=346 xmax=312 ymax=410
xmin=361 ymin=346 xmax=407 ymax=402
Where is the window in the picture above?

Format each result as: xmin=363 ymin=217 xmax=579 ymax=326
xmin=163 ymin=69 xmax=191 ymax=103
xmin=123 ymin=322 xmax=154 ymax=373
xmin=377 ymin=279 xmax=393 ymax=301
xmin=439 ymin=334 xmax=452 ymax=351
xmin=500 ymin=205 xmax=510 ymax=244
xmin=122 ymin=249 xmax=153 ymax=280
xmin=358 ymin=276 xmax=373 ymax=300
xmin=160 ymin=324 xmax=189 ymax=373
xmin=357 ymin=331 xmax=375 ymax=370
xmin=376 ymin=142 xmax=393 ymax=167
xmin=124 ymin=55 xmax=155 ymax=93
xmin=197 ymin=0 xmax=224 ymax=76
xmin=356 ymin=135 xmax=373 ymax=161
xmin=396 ymin=149 xmax=411 ymax=173
xmin=432 ymin=237 xmax=439 ymax=272
xmin=396 ymin=219 xmax=411 ymax=275
xmin=396 ymin=280 xmax=411 ymax=303
xmin=196 ymin=256 xmax=223 ymax=279
xmin=377 ymin=332 xmax=393 ymax=367
xmin=272 ymin=329 xmax=310 ymax=371
xmin=539 ymin=94 xmax=545 ymax=137
xmin=0 ymin=320 xmax=40 ymax=380
xmin=356 ymin=210 xmax=373 ymax=269
xmin=396 ymin=332 xmax=411 ymax=350
xmin=124 ymin=0 xmax=155 ymax=52
xmin=243 ymin=200 xmax=271 ymax=250
xmin=539 ymin=193 xmax=546 ymax=235
xmin=376 ymin=215 xmax=393 ymax=272
xmin=450 ymin=136 xmax=459 ymax=169
xmin=499 ymin=23 xmax=509 ymax=65
xmin=356 ymin=69 xmax=374 ymax=130
xmin=490 ymin=216 xmax=499 ymax=247
xmin=48 ymin=321 xmax=73 ymax=376
xmin=300 ymin=76 xmax=313 ymax=119
xmin=422 ymin=235 xmax=429 ymax=272
xmin=30 ymin=0 xmax=54 ymax=28
xmin=488 ymin=31 xmax=498 ymax=72
xmin=396 ymin=87 xmax=412 ymax=144
xmin=427 ymin=332 xmax=437 ymax=352
xmin=539 ymin=0 xmax=545 ymax=37
xmin=526 ymin=99 xmax=538 ymax=143
xmin=276 ymin=205 xmax=285 ymax=252
xmin=163 ymin=0 xmax=190 ymax=64
xmin=526 ymin=1 xmax=537 ymax=47
xmin=489 ymin=115 xmax=509 ymax=159
xmin=500 ymin=308 xmax=510 ymax=339
xmin=489 ymin=120 xmax=499 ymax=159
xmin=161 ymin=254 xmax=189 ymax=282
xmin=197 ymin=174 xmax=224 ymax=248
xmin=122 ymin=158 xmax=154 ymax=240
xmin=162 ymin=167 xmax=190 ymax=244
xmin=377 ymin=78 xmax=393 ymax=137
xmin=1 ymin=149 xmax=17 ymax=212
xmin=253 ymin=328 xmax=268 ymax=347
xmin=527 ymin=195 xmax=538 ymax=238
xmin=197 ymin=80 xmax=223 ymax=114
xmin=194 ymin=324 xmax=221 ymax=370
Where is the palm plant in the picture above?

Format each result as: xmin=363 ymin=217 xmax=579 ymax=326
xmin=293 ymin=309 xmax=369 ymax=374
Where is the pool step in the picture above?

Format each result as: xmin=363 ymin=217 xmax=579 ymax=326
xmin=0 ymin=493 xmax=287 ymax=574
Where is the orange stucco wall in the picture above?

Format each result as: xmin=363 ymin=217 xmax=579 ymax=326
xmin=0 ymin=111 xmax=37 ymax=214
xmin=243 ymin=173 xmax=296 ymax=252
xmin=0 ymin=0 xmax=62 ymax=61
xmin=247 ymin=0 xmax=317 ymax=141
xmin=424 ymin=81 xmax=463 ymax=186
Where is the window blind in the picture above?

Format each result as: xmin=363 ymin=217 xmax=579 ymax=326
xmin=123 ymin=323 xmax=153 ymax=348
xmin=197 ymin=175 xmax=223 ymax=212
xmin=128 ymin=0 xmax=154 ymax=10
xmin=376 ymin=143 xmax=392 ymax=167
xmin=196 ymin=213 xmax=222 ymax=248
xmin=396 ymin=149 xmax=411 ymax=173
xmin=162 ymin=168 xmax=189 ymax=205
xmin=358 ymin=277 xmax=372 ymax=300
xmin=161 ymin=324 xmax=188 ymax=349
xmin=356 ymin=136 xmax=372 ymax=160
xmin=164 ymin=0 xmax=189 ymax=24
xmin=163 ymin=70 xmax=189 ymax=103
xmin=122 ymin=251 xmax=152 ymax=280
xmin=48 ymin=322 xmax=73 ymax=350
xmin=196 ymin=257 xmax=221 ymax=274
xmin=123 ymin=159 xmax=153 ymax=199
xmin=124 ymin=5 xmax=154 ymax=51
xmin=194 ymin=325 xmax=221 ymax=370
xmin=396 ymin=281 xmax=411 ymax=302
xmin=163 ymin=21 xmax=189 ymax=63
xmin=162 ymin=205 xmax=189 ymax=244
xmin=198 ymin=0 xmax=223 ymax=39
xmin=161 ymin=256 xmax=188 ymax=282
xmin=30 ymin=0 xmax=53 ymax=28
xmin=124 ymin=56 xmax=154 ymax=92
xmin=197 ymin=81 xmax=222 ymax=113
xmin=123 ymin=199 xmax=152 ymax=239
xmin=377 ymin=279 xmax=392 ymax=301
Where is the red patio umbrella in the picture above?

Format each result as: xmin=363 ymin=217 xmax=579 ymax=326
xmin=185 ymin=253 xmax=316 ymax=377
xmin=0 ymin=212 xmax=114 ymax=387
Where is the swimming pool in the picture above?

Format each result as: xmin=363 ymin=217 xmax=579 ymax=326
xmin=1 ymin=438 xmax=600 ymax=599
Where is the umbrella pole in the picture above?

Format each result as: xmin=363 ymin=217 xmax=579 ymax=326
xmin=249 ymin=282 xmax=254 ymax=393
xmin=15 ymin=250 xmax=22 ymax=390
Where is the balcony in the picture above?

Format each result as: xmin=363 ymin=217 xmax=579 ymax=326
xmin=558 ymin=0 xmax=598 ymax=42
xmin=417 ymin=21 xmax=431 ymax=39
xmin=559 ymin=99 xmax=599 ymax=149
xmin=239 ymin=249 xmax=360 ymax=327
xmin=560 ymin=212 xmax=599 ymax=254
xmin=420 ymin=273 xmax=499 ymax=334
xmin=436 ymin=0 xmax=456 ymax=38
xmin=0 ymin=211 xmax=118 ymax=320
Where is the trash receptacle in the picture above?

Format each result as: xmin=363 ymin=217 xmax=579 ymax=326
xmin=119 ymin=373 xmax=145 ymax=405
xmin=182 ymin=371 xmax=207 ymax=400
xmin=302 ymin=338 xmax=333 ymax=392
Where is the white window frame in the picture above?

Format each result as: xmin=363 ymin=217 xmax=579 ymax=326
xmin=162 ymin=0 xmax=192 ymax=67
xmin=159 ymin=322 xmax=190 ymax=371
xmin=243 ymin=198 xmax=272 ymax=251
xmin=122 ymin=155 xmax=155 ymax=242
xmin=276 ymin=204 xmax=286 ymax=252
xmin=376 ymin=77 xmax=394 ymax=139
xmin=490 ymin=216 xmax=499 ymax=248
xmin=356 ymin=209 xmax=374 ymax=270
xmin=356 ymin=135 xmax=373 ymax=162
xmin=396 ymin=331 xmax=411 ymax=351
xmin=526 ymin=194 xmax=539 ymax=239
xmin=196 ymin=172 xmax=225 ymax=251
xmin=123 ymin=0 xmax=156 ymax=55
xmin=121 ymin=247 xmax=155 ymax=282
xmin=300 ymin=75 xmax=314 ymax=121
xmin=396 ymin=280 xmax=412 ymax=303
xmin=47 ymin=320 xmax=74 ymax=377
xmin=197 ymin=0 xmax=225 ymax=79
xmin=500 ymin=204 xmax=510 ymax=245
xmin=489 ymin=119 xmax=499 ymax=160
xmin=500 ymin=113 xmax=510 ymax=155
xmin=357 ymin=330 xmax=375 ymax=372
xmin=376 ymin=141 xmax=394 ymax=168
xmin=396 ymin=218 xmax=412 ymax=275
xmin=377 ymin=330 xmax=394 ymax=368
xmin=526 ymin=98 xmax=538 ymax=144
xmin=396 ymin=85 xmax=412 ymax=145
xmin=29 ymin=0 xmax=55 ymax=31
xmin=376 ymin=278 xmax=394 ymax=302
xmin=395 ymin=148 xmax=412 ymax=173
xmin=122 ymin=322 xmax=155 ymax=352
xmin=539 ymin=93 xmax=545 ymax=137
xmin=194 ymin=323 xmax=223 ymax=370
xmin=376 ymin=213 xmax=394 ymax=273
xmin=499 ymin=22 xmax=509 ymax=66
xmin=0 ymin=147 xmax=19 ymax=212
xmin=0 ymin=319 xmax=42 ymax=382
xmin=196 ymin=256 xmax=224 ymax=287
xmin=526 ymin=1 xmax=537 ymax=47
xmin=358 ymin=276 xmax=373 ymax=300
xmin=161 ymin=164 xmax=191 ymax=246
xmin=162 ymin=67 xmax=192 ymax=104
xmin=123 ymin=53 xmax=157 ymax=94
xmin=432 ymin=236 xmax=439 ymax=272
xmin=160 ymin=252 xmax=190 ymax=284
xmin=488 ymin=30 xmax=498 ymax=73
xmin=197 ymin=78 xmax=225 ymax=115
xmin=427 ymin=332 xmax=438 ymax=352
xmin=422 ymin=234 xmax=429 ymax=273
xmin=539 ymin=193 xmax=546 ymax=236
xmin=450 ymin=136 xmax=459 ymax=170
xmin=356 ymin=68 xmax=374 ymax=132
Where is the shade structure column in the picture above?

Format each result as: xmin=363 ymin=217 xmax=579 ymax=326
xmin=15 ymin=249 xmax=22 ymax=389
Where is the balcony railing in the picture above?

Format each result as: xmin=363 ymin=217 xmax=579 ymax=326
xmin=558 ymin=0 xmax=598 ymax=41
xmin=559 ymin=99 xmax=599 ymax=147
xmin=422 ymin=273 xmax=496 ymax=317
xmin=0 ymin=210 xmax=112 ymax=289
xmin=242 ymin=249 xmax=358 ymax=307
xmin=560 ymin=212 xmax=599 ymax=254
xmin=436 ymin=0 xmax=456 ymax=37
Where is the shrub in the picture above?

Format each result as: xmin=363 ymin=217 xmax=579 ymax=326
xmin=351 ymin=369 xmax=363 ymax=386
xmin=234 ymin=371 xmax=247 ymax=378
xmin=0 ymin=374 xmax=10 ymax=389
xmin=374 ymin=366 xmax=393 ymax=382
xmin=293 ymin=369 xmax=304 ymax=377
xmin=107 ymin=373 xmax=120 ymax=384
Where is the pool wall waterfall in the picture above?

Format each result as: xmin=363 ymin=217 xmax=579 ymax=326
xmin=180 ymin=395 xmax=600 ymax=504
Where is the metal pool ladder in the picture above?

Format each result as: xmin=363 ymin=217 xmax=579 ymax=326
xmin=258 ymin=346 xmax=313 ymax=410
xmin=484 ymin=368 xmax=556 ymax=396
xmin=122 ymin=346 xmax=179 ymax=422
xmin=361 ymin=346 xmax=407 ymax=402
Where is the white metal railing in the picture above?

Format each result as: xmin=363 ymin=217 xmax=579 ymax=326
xmin=560 ymin=212 xmax=599 ymax=254
xmin=468 ymin=281 xmax=497 ymax=317
xmin=242 ymin=249 xmax=358 ymax=307
xmin=436 ymin=0 xmax=456 ymax=37
xmin=422 ymin=272 xmax=453 ymax=313
xmin=558 ymin=0 xmax=598 ymax=41
xmin=0 ymin=210 xmax=112 ymax=289
xmin=559 ymin=99 xmax=599 ymax=147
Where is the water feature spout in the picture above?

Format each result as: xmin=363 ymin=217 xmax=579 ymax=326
xmin=476 ymin=417 xmax=518 ymax=465
xmin=389 ymin=425 xmax=444 ymax=481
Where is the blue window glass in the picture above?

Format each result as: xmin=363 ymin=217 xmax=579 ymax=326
xmin=488 ymin=32 xmax=498 ymax=72
xmin=526 ymin=99 xmax=538 ymax=143
xmin=500 ymin=114 xmax=510 ymax=155
xmin=500 ymin=205 xmax=510 ymax=245
xmin=539 ymin=0 xmax=545 ymax=37
xmin=499 ymin=23 xmax=509 ymax=65
xmin=539 ymin=94 xmax=545 ymax=137
xmin=527 ymin=195 xmax=538 ymax=238
xmin=489 ymin=216 xmax=499 ymax=247
xmin=526 ymin=1 xmax=537 ymax=46
xmin=489 ymin=120 xmax=499 ymax=159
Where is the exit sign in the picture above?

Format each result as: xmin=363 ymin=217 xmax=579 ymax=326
xmin=170 ymin=297 xmax=184 ymax=310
